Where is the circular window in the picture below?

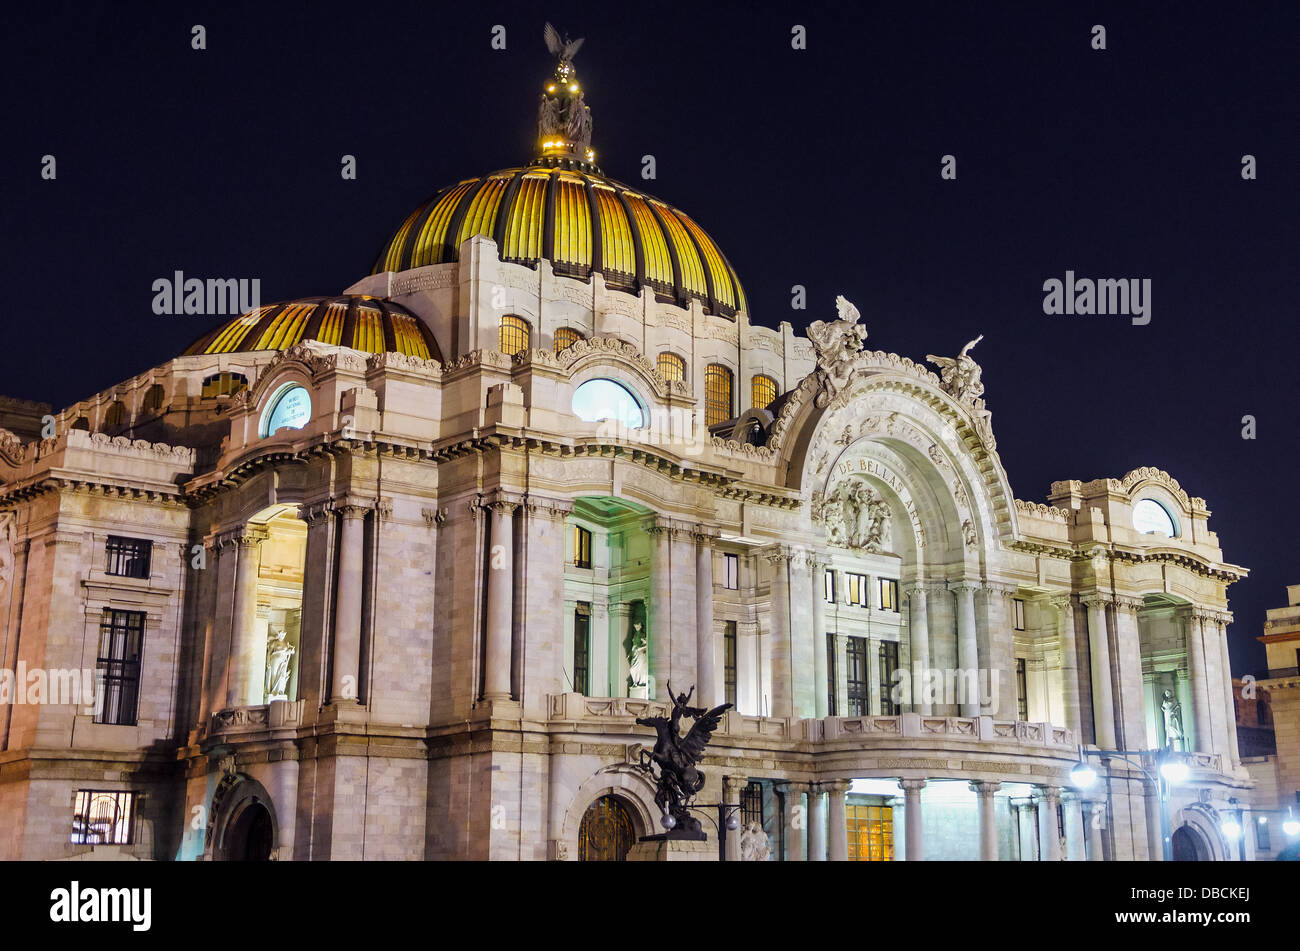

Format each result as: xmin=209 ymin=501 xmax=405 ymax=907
xmin=260 ymin=384 xmax=311 ymax=437
xmin=1132 ymin=498 xmax=1177 ymax=537
xmin=572 ymin=378 xmax=644 ymax=429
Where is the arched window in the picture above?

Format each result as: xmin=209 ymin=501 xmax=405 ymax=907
xmin=260 ymin=384 xmax=312 ymax=437
xmin=704 ymin=364 xmax=734 ymax=427
xmin=554 ymin=327 xmax=582 ymax=353
xmin=201 ymin=372 xmax=248 ymax=398
xmin=141 ymin=384 xmax=165 ymax=415
xmin=578 ymin=795 xmax=636 ymax=861
xmin=751 ymin=374 xmax=777 ymax=411
xmin=103 ymin=401 xmax=128 ymax=430
xmin=657 ymin=352 xmax=685 ymax=383
xmin=572 ymin=378 xmax=644 ymax=429
xmin=498 ymin=315 xmax=531 ymax=356
xmin=70 ymin=417 xmax=90 ymax=431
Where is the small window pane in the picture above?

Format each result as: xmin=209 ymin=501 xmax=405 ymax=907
xmin=554 ymin=327 xmax=582 ymax=352
xmin=106 ymin=536 xmax=151 ymax=579
xmin=574 ymin=526 xmax=592 ymax=568
xmin=751 ymin=374 xmax=777 ymax=411
xmin=704 ymin=364 xmax=733 ymax=427
xmin=72 ymin=790 xmax=135 ymax=845
xmin=657 ymin=352 xmax=685 ymax=382
xmin=499 ymin=315 xmax=530 ymax=356
xmin=723 ymin=553 xmax=739 ymax=590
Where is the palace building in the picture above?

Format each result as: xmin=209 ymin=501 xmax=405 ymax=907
xmin=0 ymin=33 xmax=1253 ymax=861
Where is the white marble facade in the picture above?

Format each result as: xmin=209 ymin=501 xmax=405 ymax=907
xmin=0 ymin=209 xmax=1254 ymax=864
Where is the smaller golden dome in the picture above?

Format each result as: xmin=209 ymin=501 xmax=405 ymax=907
xmin=183 ymin=295 xmax=442 ymax=361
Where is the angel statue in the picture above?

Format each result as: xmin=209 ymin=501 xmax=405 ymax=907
xmin=635 ymin=683 xmax=732 ymax=838
xmin=544 ymin=21 xmax=585 ymax=73
xmin=538 ymin=23 xmax=592 ymax=150
xmin=926 ymin=334 xmax=985 ymax=404
xmin=807 ymin=295 xmax=869 ymax=407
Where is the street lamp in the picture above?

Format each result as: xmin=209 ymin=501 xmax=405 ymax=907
xmin=1070 ymin=744 xmax=1187 ymax=861
xmin=681 ymin=800 xmax=744 ymax=861
xmin=1284 ymin=808 xmax=1300 ymax=839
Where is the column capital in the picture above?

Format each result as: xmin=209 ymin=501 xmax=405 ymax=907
xmin=1049 ymin=592 xmax=1075 ymax=610
xmin=904 ymin=583 xmax=927 ymax=602
xmin=420 ymin=506 xmax=447 ymax=529
xmin=1113 ymin=595 xmax=1144 ymax=613
xmin=330 ymin=495 xmax=375 ymax=519
xmin=297 ymin=500 xmax=333 ymax=526
xmin=216 ymin=525 xmax=268 ymax=550
xmin=947 ymin=580 xmax=980 ymax=596
xmin=1033 ymin=784 xmax=1062 ymax=804
xmin=723 ymin=774 xmax=749 ymax=799
xmin=1080 ymin=593 xmax=1114 ymax=608
xmin=981 ymin=581 xmax=1018 ymax=600
xmin=693 ymin=523 xmax=722 ymax=545
xmin=969 ymin=780 xmax=1002 ymax=798
xmin=523 ymin=494 xmax=574 ymax=522
xmin=821 ymin=778 xmax=852 ymax=796
xmin=775 ymin=780 xmax=811 ymax=796
xmin=805 ymin=550 xmax=830 ymax=572
xmin=899 ymin=778 xmax=928 ymax=794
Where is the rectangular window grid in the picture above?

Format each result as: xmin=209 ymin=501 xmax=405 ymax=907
xmin=877 ymin=578 xmax=898 ymax=612
xmin=846 ymin=802 xmax=894 ymax=861
xmin=823 ymin=569 xmax=836 ymax=604
xmin=573 ymin=525 xmax=592 ymax=569
xmin=878 ymin=639 xmax=900 ymax=716
xmin=724 ymin=621 xmax=737 ymax=707
xmin=846 ymin=636 xmax=869 ymax=717
xmin=1015 ymin=657 xmax=1029 ymax=721
xmin=71 ymin=790 xmax=135 ymax=845
xmin=96 ymin=610 xmax=143 ymax=726
xmin=827 ymin=634 xmax=838 ymax=716
xmin=573 ymin=602 xmax=591 ymax=695
xmin=723 ymin=553 xmax=739 ymax=590
xmin=1013 ymin=597 xmax=1026 ymax=631
xmin=105 ymin=536 xmax=151 ymax=579
xmin=847 ymin=572 xmax=868 ymax=607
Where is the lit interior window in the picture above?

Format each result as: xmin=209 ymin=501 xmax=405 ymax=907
xmin=261 ymin=384 xmax=311 ymax=437
xmin=1132 ymin=498 xmax=1176 ymax=537
xmin=571 ymin=378 xmax=644 ymax=429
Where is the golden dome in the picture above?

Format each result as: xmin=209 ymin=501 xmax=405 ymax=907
xmin=183 ymin=295 xmax=442 ymax=360
xmin=371 ymin=160 xmax=747 ymax=320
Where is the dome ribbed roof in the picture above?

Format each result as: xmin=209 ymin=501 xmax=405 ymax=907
xmin=371 ymin=159 xmax=747 ymax=319
xmin=183 ymin=295 xmax=442 ymax=360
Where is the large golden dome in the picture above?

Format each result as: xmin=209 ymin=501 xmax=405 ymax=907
xmin=371 ymin=159 xmax=747 ymax=320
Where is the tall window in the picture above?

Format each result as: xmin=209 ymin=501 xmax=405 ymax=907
xmin=750 ymin=374 xmax=777 ymax=411
xmin=554 ymin=326 xmax=582 ymax=352
xmin=827 ymin=634 xmax=839 ymax=716
xmin=573 ymin=525 xmax=592 ymax=568
xmin=96 ymin=610 xmax=144 ymax=726
xmin=103 ymin=401 xmax=127 ymax=430
xmin=741 ymin=781 xmax=764 ymax=827
xmin=878 ymin=640 xmax=900 ymax=715
xmin=846 ymin=636 xmax=869 ymax=716
xmin=141 ymin=383 xmax=165 ymax=414
xmin=1015 ymin=657 xmax=1029 ymax=721
xmin=573 ymin=602 xmax=591 ymax=695
xmin=106 ymin=536 xmax=151 ymax=579
xmin=200 ymin=372 xmax=248 ymax=398
xmin=1013 ymin=598 xmax=1026 ymax=631
xmin=724 ymin=621 xmax=737 ymax=706
xmin=823 ymin=569 xmax=836 ymax=604
xmin=498 ymin=315 xmax=530 ymax=356
xmin=877 ymin=578 xmax=899 ymax=612
xmin=722 ymin=553 xmax=739 ymax=590
xmin=71 ymin=791 xmax=135 ymax=845
xmin=657 ymin=352 xmax=685 ymax=382
xmin=846 ymin=572 xmax=868 ymax=607
xmin=846 ymin=802 xmax=894 ymax=861
xmin=704 ymin=364 xmax=734 ymax=426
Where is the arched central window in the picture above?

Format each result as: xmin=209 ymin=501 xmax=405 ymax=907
xmin=499 ymin=315 xmax=531 ymax=356
xmin=578 ymin=795 xmax=636 ymax=861
xmin=751 ymin=374 xmax=777 ymax=411
xmin=572 ymin=378 xmax=644 ymax=429
xmin=260 ymin=384 xmax=312 ymax=437
xmin=657 ymin=352 xmax=685 ymax=383
xmin=704 ymin=364 xmax=734 ymax=427
xmin=554 ymin=327 xmax=582 ymax=353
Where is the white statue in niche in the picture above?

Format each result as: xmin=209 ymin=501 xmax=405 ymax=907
xmin=0 ymin=511 xmax=14 ymax=593
xmin=265 ymin=628 xmax=296 ymax=702
xmin=818 ymin=476 xmax=891 ymax=553
xmin=627 ymin=621 xmax=649 ymax=699
xmin=1160 ymin=689 xmax=1184 ymax=750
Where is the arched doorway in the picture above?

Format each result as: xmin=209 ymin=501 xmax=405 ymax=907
xmin=578 ymin=795 xmax=636 ymax=861
xmin=224 ymin=801 xmax=274 ymax=861
xmin=1171 ymin=825 xmax=1209 ymax=861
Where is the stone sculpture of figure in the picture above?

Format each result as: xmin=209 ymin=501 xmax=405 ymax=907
xmin=807 ymin=296 xmax=869 ymax=406
xmin=926 ymin=334 xmax=985 ymax=404
xmin=0 ymin=510 xmax=14 ymax=593
xmin=820 ymin=477 xmax=891 ymax=553
xmin=1161 ymin=689 xmax=1184 ymax=749
xmin=634 ymin=683 xmax=731 ymax=838
xmin=739 ymin=821 xmax=771 ymax=861
xmin=627 ymin=621 xmax=649 ymax=695
xmin=264 ymin=628 xmax=296 ymax=701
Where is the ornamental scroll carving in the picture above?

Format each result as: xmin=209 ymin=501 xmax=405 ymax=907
xmin=812 ymin=475 xmax=892 ymax=553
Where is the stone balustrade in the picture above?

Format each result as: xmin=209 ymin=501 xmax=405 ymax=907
xmin=210 ymin=699 xmax=304 ymax=736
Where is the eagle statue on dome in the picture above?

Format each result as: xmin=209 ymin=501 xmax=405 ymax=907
xmin=539 ymin=23 xmax=592 ymax=151
xmin=807 ymin=295 xmax=869 ymax=407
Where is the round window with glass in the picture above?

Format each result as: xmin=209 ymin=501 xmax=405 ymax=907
xmin=571 ymin=378 xmax=645 ymax=429
xmin=1132 ymin=498 xmax=1177 ymax=537
xmin=260 ymin=384 xmax=312 ymax=437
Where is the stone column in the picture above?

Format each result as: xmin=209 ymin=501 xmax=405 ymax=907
xmin=810 ymin=555 xmax=829 ymax=718
xmin=826 ymin=780 xmax=850 ymax=861
xmin=1052 ymin=595 xmax=1083 ymax=735
xmin=1061 ymin=791 xmax=1087 ymax=860
xmin=1112 ymin=597 xmax=1148 ymax=750
xmin=1083 ymin=596 xmax=1116 ymax=749
xmin=1184 ymin=610 xmax=1213 ymax=752
xmin=767 ymin=549 xmax=793 ymax=719
xmin=722 ymin=775 xmax=747 ymax=862
xmin=1144 ymin=780 xmax=1164 ymax=861
xmin=953 ymin=583 xmax=980 ymax=717
xmin=482 ymin=500 xmax=518 ymax=701
xmin=900 ymin=779 xmax=926 ymax=860
xmin=779 ymin=781 xmax=808 ymax=860
xmin=226 ymin=526 xmax=267 ymax=709
xmin=648 ymin=522 xmax=670 ymax=700
xmin=1084 ymin=798 xmax=1106 ymax=861
xmin=694 ymin=528 xmax=717 ymax=707
xmin=906 ymin=586 xmax=931 ymax=715
xmin=890 ymin=796 xmax=906 ymax=861
xmin=1215 ymin=613 xmax=1241 ymax=768
xmin=1016 ymin=801 xmax=1038 ymax=861
xmin=736 ymin=620 xmax=757 ymax=715
xmin=807 ymin=784 xmax=827 ymax=861
xmin=1036 ymin=786 xmax=1062 ymax=861
xmin=971 ymin=780 xmax=1001 ymax=861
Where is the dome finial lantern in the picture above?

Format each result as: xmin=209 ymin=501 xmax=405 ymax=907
xmin=538 ymin=22 xmax=595 ymax=166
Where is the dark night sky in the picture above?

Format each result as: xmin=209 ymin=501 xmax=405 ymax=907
xmin=3 ymin=2 xmax=1296 ymax=675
